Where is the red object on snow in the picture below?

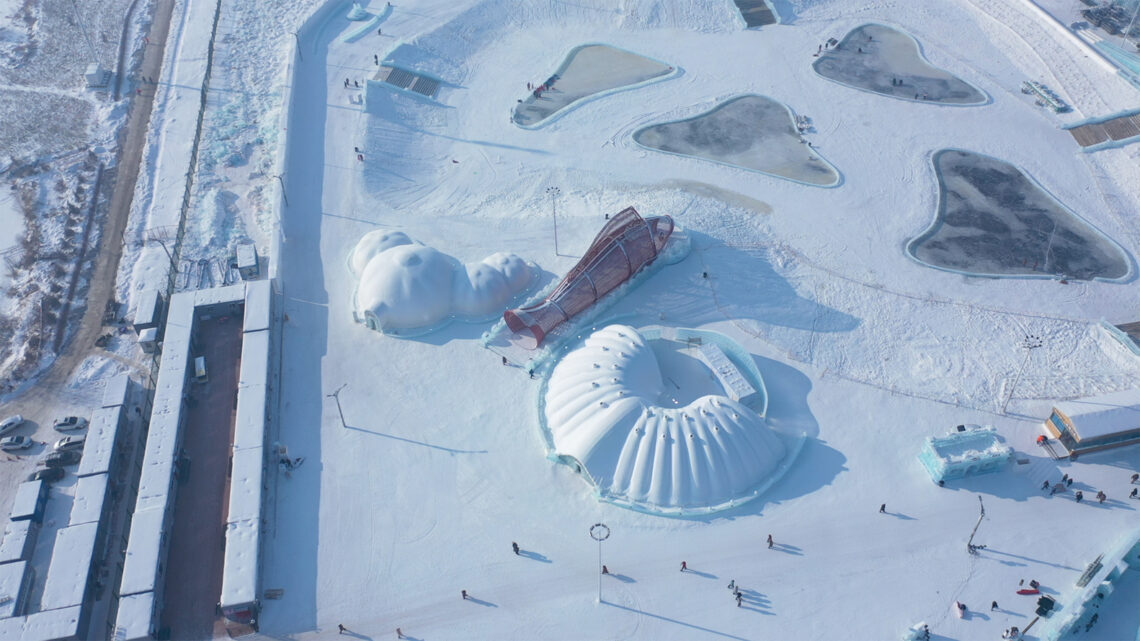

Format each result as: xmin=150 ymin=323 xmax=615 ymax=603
xmin=1016 ymin=588 xmax=1040 ymax=595
xmin=1036 ymin=435 xmax=1046 ymax=444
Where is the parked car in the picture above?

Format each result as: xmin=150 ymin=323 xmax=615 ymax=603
xmin=43 ymin=450 xmax=81 ymax=468
xmin=26 ymin=463 xmax=64 ymax=479
xmin=0 ymin=436 xmax=32 ymax=452
xmin=53 ymin=435 xmax=86 ymax=452
xmin=53 ymin=416 xmax=88 ymax=432
xmin=0 ymin=415 xmax=24 ymax=436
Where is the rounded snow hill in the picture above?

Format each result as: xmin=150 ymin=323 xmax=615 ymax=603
xmin=543 ymin=324 xmax=791 ymax=515
xmin=350 ymin=230 xmax=536 ymax=335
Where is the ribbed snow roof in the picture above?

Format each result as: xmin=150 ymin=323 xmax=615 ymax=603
xmin=545 ymin=325 xmax=786 ymax=512
xmin=350 ymin=230 xmax=533 ymax=332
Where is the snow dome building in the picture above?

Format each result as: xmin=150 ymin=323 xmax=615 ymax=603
xmin=349 ymin=230 xmax=535 ymax=335
xmin=543 ymin=325 xmax=792 ymax=515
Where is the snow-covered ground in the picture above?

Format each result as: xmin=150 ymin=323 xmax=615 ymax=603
xmin=220 ymin=0 xmax=1140 ymax=639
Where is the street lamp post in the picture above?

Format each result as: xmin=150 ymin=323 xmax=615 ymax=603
xmin=546 ymin=186 xmax=561 ymax=256
xmin=590 ymin=522 xmax=610 ymax=603
xmin=1003 ymin=333 xmax=1043 ymax=414
xmin=276 ymin=174 xmax=288 ymax=207
xmin=327 ymin=384 xmax=347 ymax=428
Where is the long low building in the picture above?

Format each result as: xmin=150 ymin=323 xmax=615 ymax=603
xmin=1044 ymin=388 xmax=1140 ymax=454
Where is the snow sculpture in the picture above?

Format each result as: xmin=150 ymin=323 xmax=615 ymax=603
xmin=917 ymin=426 xmax=1011 ymax=484
xmin=504 ymin=207 xmax=673 ymax=348
xmin=346 ymin=2 xmax=368 ymax=20
xmin=350 ymin=230 xmax=535 ymax=335
xmin=545 ymin=325 xmax=787 ymax=514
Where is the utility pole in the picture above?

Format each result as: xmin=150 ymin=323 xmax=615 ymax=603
xmin=327 ymin=383 xmax=347 ymax=428
xmin=546 ymin=186 xmax=561 ymax=256
xmin=276 ymin=174 xmax=288 ymax=206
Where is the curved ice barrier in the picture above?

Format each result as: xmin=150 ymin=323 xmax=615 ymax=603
xmin=633 ymin=95 xmax=840 ymax=187
xmin=907 ymin=149 xmax=1130 ymax=281
xmin=812 ymin=24 xmax=985 ymax=105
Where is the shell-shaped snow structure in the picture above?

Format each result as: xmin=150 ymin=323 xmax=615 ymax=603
xmin=545 ymin=325 xmax=787 ymax=514
xmin=350 ymin=230 xmax=536 ymax=335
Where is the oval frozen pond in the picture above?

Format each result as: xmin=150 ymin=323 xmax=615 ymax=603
xmin=813 ymin=24 xmax=985 ymax=105
xmin=907 ymin=149 xmax=1130 ymax=281
xmin=512 ymin=44 xmax=673 ymax=128
xmin=633 ymin=95 xmax=839 ymax=187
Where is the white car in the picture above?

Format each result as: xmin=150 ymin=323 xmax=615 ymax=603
xmin=53 ymin=435 xmax=86 ymax=452
xmin=0 ymin=436 xmax=32 ymax=452
xmin=0 ymin=415 xmax=24 ymax=436
xmin=53 ymin=416 xmax=88 ymax=432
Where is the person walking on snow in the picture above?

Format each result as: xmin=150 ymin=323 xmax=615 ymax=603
xmin=727 ymin=579 xmax=735 ymax=591
xmin=461 ymin=590 xmax=468 ymax=600
xmin=736 ymin=593 xmax=743 ymax=607
xmin=992 ymin=600 xmax=999 ymax=611
xmin=1075 ymin=491 xmax=1084 ymax=503
xmin=1131 ymin=473 xmax=1138 ymax=484
xmin=338 ymin=624 xmax=347 ymax=634
xmin=1097 ymin=491 xmax=1106 ymax=504
xmin=1042 ymin=480 xmax=1049 ymax=490
xmin=680 ymin=561 xmax=687 ymax=572
xmin=396 ymin=628 xmax=404 ymax=639
xmin=767 ymin=534 xmax=774 ymax=549
xmin=880 ymin=503 xmax=886 ymax=513
xmin=374 ymin=54 xmax=379 ymax=65
xmin=602 ymin=565 xmax=609 ymax=574
xmin=512 ymin=542 xmax=519 ymax=555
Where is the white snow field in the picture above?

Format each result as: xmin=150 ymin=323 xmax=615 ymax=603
xmin=244 ymin=0 xmax=1140 ymax=639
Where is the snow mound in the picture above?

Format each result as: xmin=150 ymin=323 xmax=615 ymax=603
xmin=350 ymin=230 xmax=535 ymax=335
xmin=544 ymin=325 xmax=787 ymax=514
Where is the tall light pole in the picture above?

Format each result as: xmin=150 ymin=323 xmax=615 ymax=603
xmin=590 ymin=522 xmax=610 ymax=603
xmin=546 ymin=186 xmax=561 ymax=256
xmin=327 ymin=384 xmax=347 ymax=428
xmin=1003 ymin=333 xmax=1043 ymax=414
xmin=276 ymin=174 xmax=288 ymax=206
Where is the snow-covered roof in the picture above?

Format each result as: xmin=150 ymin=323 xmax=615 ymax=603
xmin=227 ymin=447 xmax=264 ymax=523
xmin=236 ymin=243 xmax=258 ymax=269
xmin=233 ymin=330 xmax=269 ymax=452
xmin=101 ymin=373 xmax=131 ymax=408
xmin=114 ymin=591 xmax=156 ymax=641
xmin=18 ymin=605 xmax=82 ymax=640
xmin=119 ymin=507 xmax=167 ymax=597
xmin=9 ymin=482 xmax=44 ymax=522
xmin=220 ymin=517 xmax=261 ymax=609
xmin=77 ymin=406 xmax=123 ymax=478
xmin=68 ymin=473 xmax=108 ymax=526
xmin=350 ymin=230 xmax=534 ymax=333
xmin=0 ymin=519 xmax=36 ymax=565
xmin=133 ymin=290 xmax=162 ymax=328
xmin=0 ymin=560 xmax=31 ymax=618
xmin=545 ymin=325 xmax=787 ymax=512
xmin=1055 ymin=388 xmax=1140 ymax=441
xmin=39 ymin=521 xmax=99 ymax=611
xmin=243 ymin=279 xmax=272 ymax=333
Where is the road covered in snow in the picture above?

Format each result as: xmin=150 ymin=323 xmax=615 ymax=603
xmin=248 ymin=0 xmax=1140 ymax=639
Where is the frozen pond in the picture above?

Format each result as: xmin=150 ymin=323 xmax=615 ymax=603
xmin=512 ymin=44 xmax=673 ymax=127
xmin=813 ymin=24 xmax=985 ymax=105
xmin=633 ymin=95 xmax=839 ymax=186
xmin=908 ymin=150 xmax=1130 ymax=281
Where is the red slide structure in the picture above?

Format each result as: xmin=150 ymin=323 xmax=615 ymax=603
xmin=504 ymin=206 xmax=674 ymax=348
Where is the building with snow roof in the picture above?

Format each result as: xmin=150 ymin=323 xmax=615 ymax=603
xmin=1044 ymin=388 xmax=1140 ymax=455
xmin=543 ymin=325 xmax=794 ymax=515
xmin=917 ymin=426 xmax=1012 ymax=483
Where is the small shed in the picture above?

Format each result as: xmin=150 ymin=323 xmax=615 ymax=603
xmin=132 ymin=290 xmax=166 ymax=335
xmin=1044 ymin=388 xmax=1140 ymax=454
xmin=918 ymin=426 xmax=1012 ymax=483
xmin=236 ymin=243 xmax=259 ymax=281
xmin=9 ymin=480 xmax=48 ymax=523
xmin=138 ymin=326 xmax=159 ymax=354
xmin=84 ymin=63 xmax=110 ymax=88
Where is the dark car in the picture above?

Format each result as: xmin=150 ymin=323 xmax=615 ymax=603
xmin=27 ymin=467 xmax=65 ymax=483
xmin=43 ymin=450 xmax=81 ymax=468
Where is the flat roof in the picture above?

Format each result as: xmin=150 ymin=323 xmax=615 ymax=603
xmin=133 ymin=290 xmax=162 ymax=327
xmin=1055 ymin=387 xmax=1140 ymax=441
xmin=119 ymin=507 xmax=166 ymax=597
xmin=68 ymin=473 xmax=108 ymax=526
xmin=220 ymin=517 xmax=261 ymax=609
xmin=77 ymin=407 xmax=123 ymax=478
xmin=0 ymin=560 xmax=31 ymax=618
xmin=236 ymin=243 xmax=258 ymax=268
xmin=228 ymin=447 xmax=264 ymax=523
xmin=39 ymin=521 xmax=99 ymax=611
xmin=9 ymin=482 xmax=44 ymax=522
xmin=18 ymin=605 xmax=82 ymax=640
xmin=0 ymin=519 xmax=36 ymax=565
xmin=101 ymin=373 xmax=131 ymax=408
xmin=114 ymin=591 xmax=156 ymax=641
xmin=243 ymin=280 xmax=272 ymax=333
xmin=233 ymin=329 xmax=270 ymax=452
